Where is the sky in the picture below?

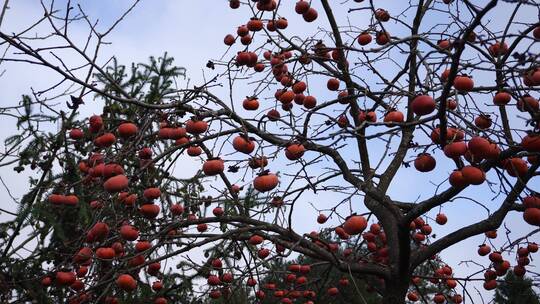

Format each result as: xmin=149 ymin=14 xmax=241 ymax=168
xmin=0 ymin=0 xmax=539 ymax=302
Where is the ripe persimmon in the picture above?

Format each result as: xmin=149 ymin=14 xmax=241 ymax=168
xmin=453 ymin=75 xmax=474 ymax=92
xmin=203 ymin=158 xmax=225 ymax=176
xmin=56 ymin=271 xmax=76 ymax=286
xmin=343 ymin=215 xmax=367 ymax=235
xmin=414 ymin=153 xmax=436 ymax=172
xmin=119 ymin=225 xmax=139 ymax=241
xmin=411 ymin=95 xmax=436 ymax=116
xmin=185 ymin=119 xmax=208 ymax=134
xmin=116 ymin=274 xmax=137 ymax=291
xmin=253 ymin=172 xmax=279 ymax=192
xmin=118 ymin=123 xmax=138 ymax=138
xmin=232 ymin=136 xmax=256 ymax=154
xmin=103 ymin=175 xmax=129 ymax=192
xmin=357 ymin=32 xmax=372 ymax=45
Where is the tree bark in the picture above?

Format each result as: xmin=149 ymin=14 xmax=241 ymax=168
xmin=382 ymin=226 xmax=411 ymax=304
xmin=382 ymin=279 xmax=409 ymax=304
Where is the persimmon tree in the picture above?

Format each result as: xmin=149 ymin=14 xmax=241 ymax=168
xmin=0 ymin=0 xmax=540 ymax=304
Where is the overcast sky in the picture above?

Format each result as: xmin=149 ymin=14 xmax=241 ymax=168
xmin=0 ymin=0 xmax=539 ymax=302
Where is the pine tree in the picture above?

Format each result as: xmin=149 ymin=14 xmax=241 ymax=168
xmin=493 ymin=272 xmax=540 ymax=304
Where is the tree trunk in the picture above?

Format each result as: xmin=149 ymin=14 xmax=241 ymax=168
xmin=380 ymin=223 xmax=412 ymax=304
xmin=382 ymin=280 xmax=409 ymax=304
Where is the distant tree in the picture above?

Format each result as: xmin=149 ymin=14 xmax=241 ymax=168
xmin=493 ymin=272 xmax=540 ymax=304
xmin=255 ymin=231 xmax=382 ymax=304
xmin=252 ymin=231 xmax=451 ymax=304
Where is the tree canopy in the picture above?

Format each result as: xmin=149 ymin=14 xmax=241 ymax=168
xmin=0 ymin=1 xmax=539 ymax=304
